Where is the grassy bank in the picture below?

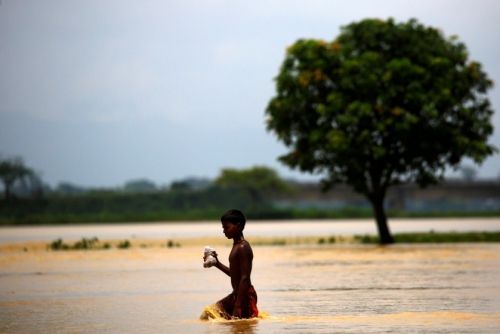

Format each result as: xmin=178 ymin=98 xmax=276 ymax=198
xmin=350 ymin=231 xmax=500 ymax=244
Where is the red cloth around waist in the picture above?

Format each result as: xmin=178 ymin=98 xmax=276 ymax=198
xmin=216 ymin=285 xmax=258 ymax=320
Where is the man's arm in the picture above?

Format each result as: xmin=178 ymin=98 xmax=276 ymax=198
xmin=232 ymin=243 xmax=253 ymax=318
xmin=213 ymin=252 xmax=230 ymax=277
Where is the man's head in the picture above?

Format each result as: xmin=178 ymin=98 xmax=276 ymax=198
xmin=220 ymin=209 xmax=246 ymax=230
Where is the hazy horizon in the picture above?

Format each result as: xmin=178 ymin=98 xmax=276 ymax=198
xmin=1 ymin=1 xmax=499 ymax=188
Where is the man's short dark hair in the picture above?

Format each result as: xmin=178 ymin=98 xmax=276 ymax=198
xmin=221 ymin=209 xmax=247 ymax=230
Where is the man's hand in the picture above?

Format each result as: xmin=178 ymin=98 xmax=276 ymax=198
xmin=203 ymin=250 xmax=219 ymax=268
xmin=203 ymin=251 xmax=218 ymax=260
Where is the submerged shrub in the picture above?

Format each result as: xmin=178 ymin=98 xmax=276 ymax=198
xmin=49 ymin=237 xmax=107 ymax=250
xmin=353 ymin=234 xmax=379 ymax=244
xmin=117 ymin=240 xmax=131 ymax=249
xmin=73 ymin=237 xmax=99 ymax=249
xmin=167 ymin=240 xmax=182 ymax=248
xmin=49 ymin=238 xmax=69 ymax=250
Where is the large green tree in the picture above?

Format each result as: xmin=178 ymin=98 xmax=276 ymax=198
xmin=265 ymin=18 xmax=496 ymax=244
xmin=215 ymin=166 xmax=293 ymax=208
xmin=0 ymin=156 xmax=34 ymax=201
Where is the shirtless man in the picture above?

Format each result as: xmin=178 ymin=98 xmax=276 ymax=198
xmin=205 ymin=209 xmax=258 ymax=319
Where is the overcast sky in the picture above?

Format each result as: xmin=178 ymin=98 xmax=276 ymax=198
xmin=1 ymin=0 xmax=499 ymax=188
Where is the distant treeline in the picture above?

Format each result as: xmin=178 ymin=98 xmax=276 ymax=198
xmin=0 ymin=185 xmax=369 ymax=225
xmin=1 ymin=185 xmax=499 ymax=225
xmin=0 ymin=186 xmax=252 ymax=224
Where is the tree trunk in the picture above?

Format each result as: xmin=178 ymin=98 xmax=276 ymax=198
xmin=371 ymin=194 xmax=394 ymax=244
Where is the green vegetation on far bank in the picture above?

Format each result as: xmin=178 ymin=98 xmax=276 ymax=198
xmin=350 ymin=231 xmax=500 ymax=244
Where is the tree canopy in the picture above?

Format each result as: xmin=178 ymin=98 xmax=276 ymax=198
xmin=0 ymin=156 xmax=34 ymax=201
xmin=265 ymin=18 xmax=496 ymax=244
xmin=215 ymin=166 xmax=293 ymax=207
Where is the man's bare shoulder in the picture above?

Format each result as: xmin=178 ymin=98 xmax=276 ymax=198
xmin=235 ymin=240 xmax=253 ymax=256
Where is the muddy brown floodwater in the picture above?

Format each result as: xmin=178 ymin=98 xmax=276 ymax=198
xmin=1 ymin=220 xmax=499 ymax=333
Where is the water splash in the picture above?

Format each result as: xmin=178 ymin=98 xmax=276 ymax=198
xmin=200 ymin=304 xmax=280 ymax=322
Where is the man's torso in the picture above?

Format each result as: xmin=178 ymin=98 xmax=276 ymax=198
xmin=228 ymin=241 xmax=253 ymax=291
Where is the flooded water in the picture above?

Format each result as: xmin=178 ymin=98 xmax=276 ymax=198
xmin=1 ymin=219 xmax=500 ymax=333
xmin=1 ymin=218 xmax=499 ymax=242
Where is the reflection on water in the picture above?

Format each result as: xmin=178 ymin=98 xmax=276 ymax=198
xmin=204 ymin=319 xmax=259 ymax=334
xmin=0 ymin=239 xmax=499 ymax=333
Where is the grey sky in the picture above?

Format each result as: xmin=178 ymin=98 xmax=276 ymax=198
xmin=1 ymin=0 xmax=499 ymax=188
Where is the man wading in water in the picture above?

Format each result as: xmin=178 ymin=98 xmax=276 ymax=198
xmin=201 ymin=209 xmax=258 ymax=320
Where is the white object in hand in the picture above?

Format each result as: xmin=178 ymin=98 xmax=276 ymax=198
xmin=203 ymin=246 xmax=217 ymax=268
